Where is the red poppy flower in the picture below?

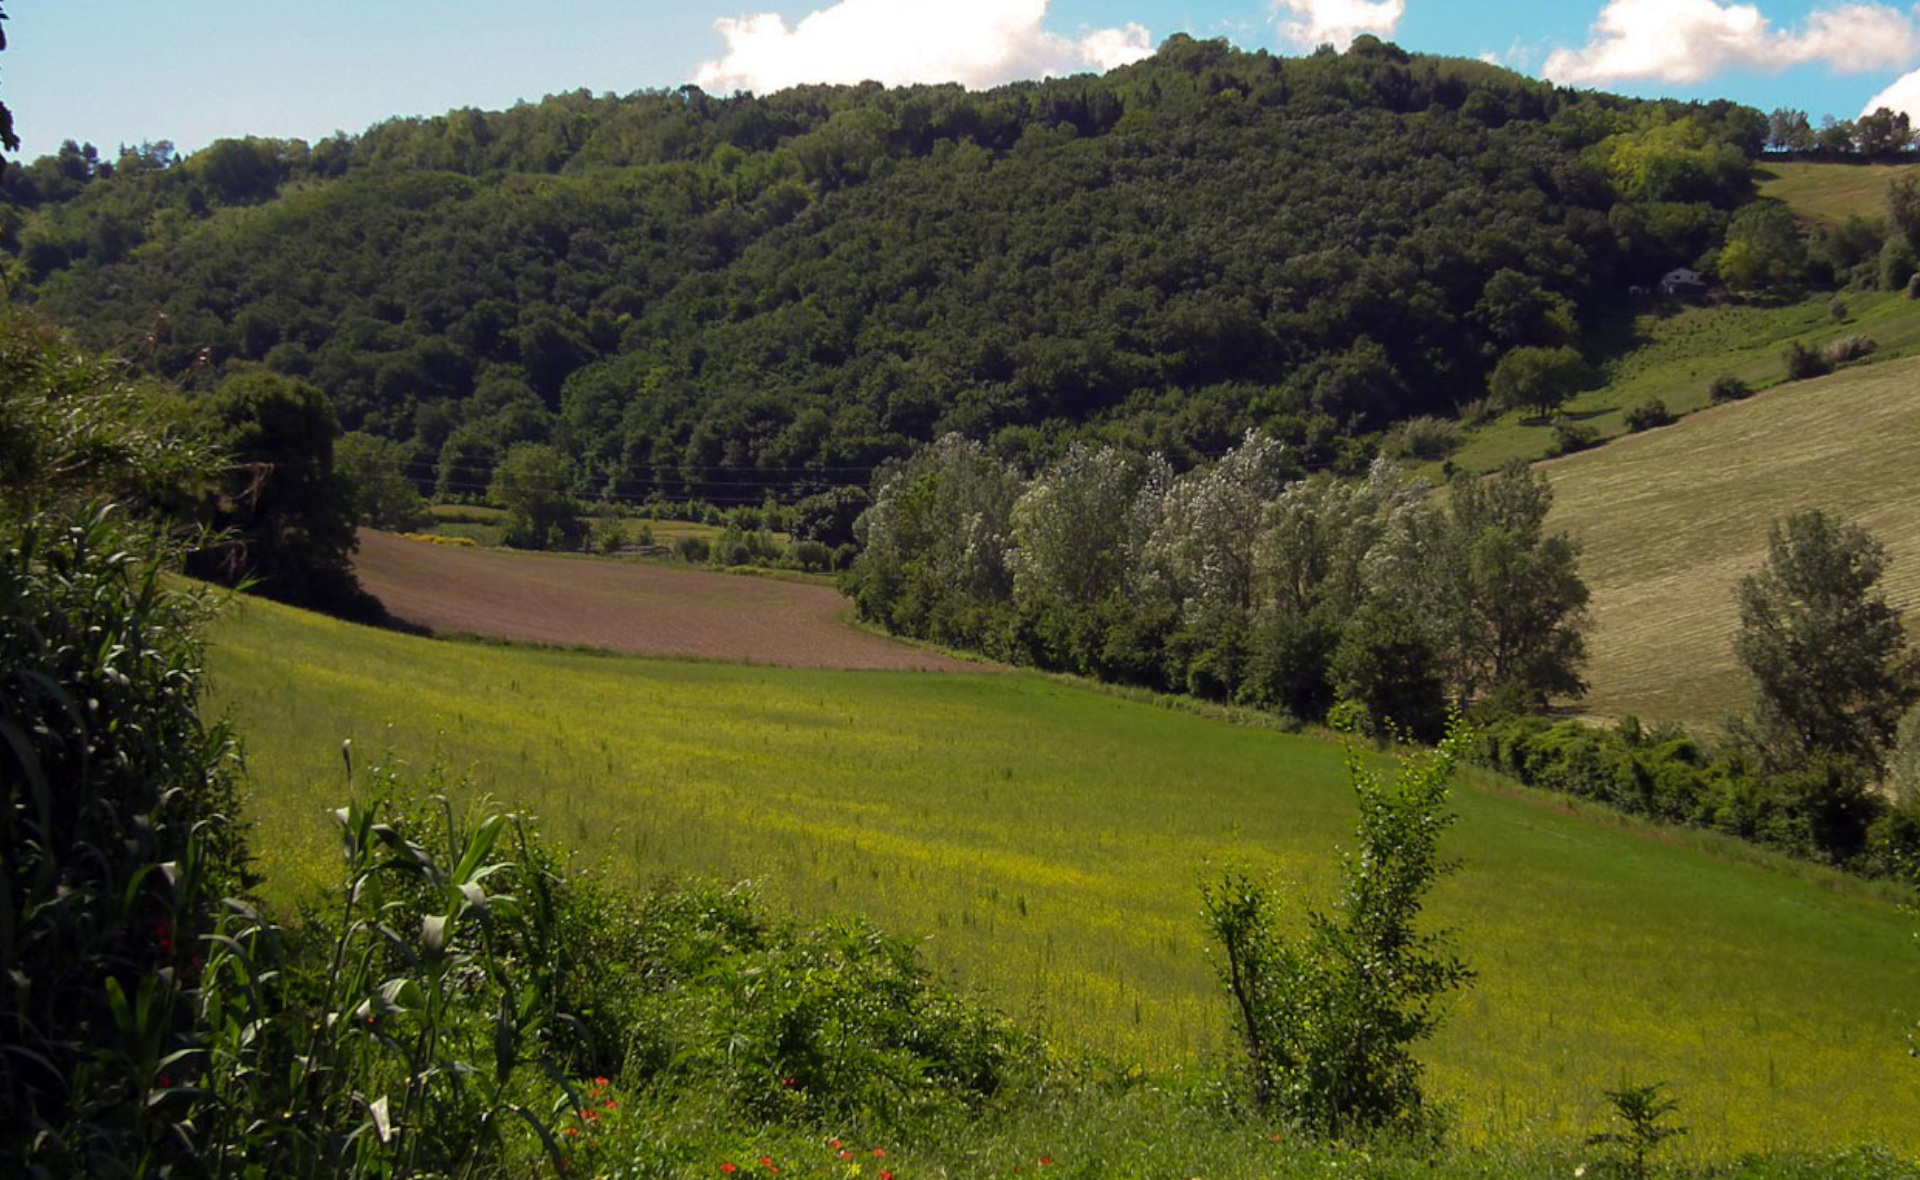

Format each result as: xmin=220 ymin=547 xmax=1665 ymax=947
xmin=872 ymin=1149 xmax=887 ymax=1158
xmin=564 ymin=1127 xmax=581 ymax=1139
xmin=831 ymin=1140 xmax=843 ymax=1150
xmin=722 ymin=1163 xmax=739 ymax=1175
xmin=603 ymin=1099 xmax=618 ymax=1110
xmin=760 ymin=1157 xmax=775 ymax=1168
xmin=1038 ymin=1157 xmax=1053 ymax=1167
xmin=595 ymin=1076 xmax=610 ymax=1088
xmin=839 ymin=1151 xmax=854 ymax=1161
xmin=881 ymin=1171 xmax=894 ymax=1180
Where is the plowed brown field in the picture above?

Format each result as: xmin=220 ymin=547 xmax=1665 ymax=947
xmin=352 ymin=529 xmax=980 ymax=672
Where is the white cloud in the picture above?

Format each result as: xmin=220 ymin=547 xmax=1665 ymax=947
xmin=692 ymin=0 xmax=1153 ymax=94
xmin=1270 ymin=0 xmax=1406 ymax=50
xmin=1544 ymin=0 xmax=1920 ymax=86
xmin=1865 ymin=68 xmax=1920 ymax=118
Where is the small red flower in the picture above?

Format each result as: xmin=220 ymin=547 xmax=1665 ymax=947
xmin=1038 ymin=1157 xmax=1053 ymax=1168
xmin=831 ymin=1140 xmax=843 ymax=1150
xmin=564 ymin=1127 xmax=582 ymax=1139
xmin=722 ymin=1163 xmax=739 ymax=1175
xmin=582 ymin=1109 xmax=600 ymax=1123
xmin=594 ymin=1076 xmax=610 ymax=1088
xmin=881 ymin=1171 xmax=895 ymax=1179
xmin=760 ymin=1158 xmax=776 ymax=1169
xmin=158 ymin=1074 xmax=172 ymax=1088
xmin=781 ymin=1077 xmax=796 ymax=1087
xmin=872 ymin=1149 xmax=887 ymax=1159
xmin=603 ymin=1099 xmax=618 ymax=1110
xmin=839 ymin=1150 xmax=854 ymax=1161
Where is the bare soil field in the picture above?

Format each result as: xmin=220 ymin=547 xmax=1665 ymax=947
xmin=352 ymin=529 xmax=980 ymax=672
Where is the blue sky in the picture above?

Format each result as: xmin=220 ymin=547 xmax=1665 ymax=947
xmin=7 ymin=0 xmax=1920 ymax=161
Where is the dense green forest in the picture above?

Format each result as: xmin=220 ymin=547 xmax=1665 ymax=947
xmin=5 ymin=36 xmax=1768 ymax=503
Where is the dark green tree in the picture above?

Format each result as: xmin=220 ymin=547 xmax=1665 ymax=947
xmin=188 ymin=370 xmax=367 ymax=615
xmin=1734 ymin=509 xmax=1920 ymax=771
xmin=0 ymin=3 xmax=16 ymax=159
xmin=489 ymin=442 xmax=580 ymax=550
xmin=1330 ymin=601 xmax=1448 ymax=743
xmin=1489 ymin=345 xmax=1588 ymax=420
xmin=335 ymin=430 xmax=429 ymax=531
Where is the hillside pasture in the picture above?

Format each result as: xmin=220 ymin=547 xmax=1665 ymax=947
xmin=352 ymin=528 xmax=975 ymax=671
xmin=1452 ymin=289 xmax=1920 ymax=472
xmin=1545 ymin=355 xmax=1920 ymax=728
xmin=1757 ymin=161 xmax=1917 ymax=226
xmin=206 ymin=595 xmax=1920 ymax=1152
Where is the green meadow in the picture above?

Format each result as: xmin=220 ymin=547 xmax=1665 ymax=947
xmin=206 ymin=595 xmax=1920 ymax=1154
xmin=1758 ymin=161 xmax=1920 ymax=226
xmin=1450 ymin=289 xmax=1920 ymax=473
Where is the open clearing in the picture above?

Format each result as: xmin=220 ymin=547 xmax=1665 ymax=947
xmin=1758 ymin=160 xmax=1918 ymax=226
xmin=1545 ymin=355 xmax=1920 ymax=728
xmin=207 ymin=594 xmax=1920 ymax=1152
xmin=352 ymin=528 xmax=976 ymax=672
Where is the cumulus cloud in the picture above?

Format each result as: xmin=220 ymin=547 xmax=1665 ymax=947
xmin=1865 ymin=68 xmax=1920 ymax=119
xmin=1270 ymin=0 xmax=1406 ymax=49
xmin=1544 ymin=0 xmax=1920 ymax=86
xmin=692 ymin=0 xmax=1153 ymax=94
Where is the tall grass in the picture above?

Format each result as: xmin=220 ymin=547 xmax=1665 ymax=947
xmin=204 ymin=596 xmax=1920 ymax=1152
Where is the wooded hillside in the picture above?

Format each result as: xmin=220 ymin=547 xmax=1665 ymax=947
xmin=5 ymin=35 xmax=1763 ymax=502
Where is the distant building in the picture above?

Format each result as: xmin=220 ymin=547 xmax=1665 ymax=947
xmin=1659 ymin=267 xmax=1706 ymax=297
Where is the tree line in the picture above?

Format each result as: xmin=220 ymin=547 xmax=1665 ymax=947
xmin=847 ymin=432 xmax=1589 ymax=740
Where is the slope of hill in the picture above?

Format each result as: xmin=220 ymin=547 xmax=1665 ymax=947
xmin=10 ymin=38 xmax=1762 ymax=497
xmin=1758 ymin=160 xmax=1917 ymax=226
xmin=205 ymin=592 xmax=1920 ymax=1151
xmin=1544 ymin=355 xmax=1920 ymax=728
xmin=1451 ymin=289 xmax=1920 ymax=471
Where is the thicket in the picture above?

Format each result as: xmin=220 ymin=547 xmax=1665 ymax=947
xmin=5 ymin=38 xmax=1764 ymax=506
xmin=847 ymin=434 xmax=1589 ymax=738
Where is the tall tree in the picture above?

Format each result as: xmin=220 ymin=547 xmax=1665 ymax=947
xmin=1489 ymin=346 xmax=1588 ymax=421
xmin=0 ymin=3 xmax=16 ymax=159
xmin=1734 ymin=509 xmax=1920 ymax=770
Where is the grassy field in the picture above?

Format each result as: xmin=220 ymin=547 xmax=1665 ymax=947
xmin=1757 ymin=161 xmax=1917 ymax=226
xmin=1451 ymin=289 xmax=1920 ymax=472
xmin=205 ymin=594 xmax=1920 ymax=1153
xmin=1543 ymin=355 xmax=1920 ymax=728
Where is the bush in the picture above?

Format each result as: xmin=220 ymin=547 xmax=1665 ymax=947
xmin=1379 ymin=415 xmax=1460 ymax=461
xmin=1549 ymin=416 xmax=1598 ymax=456
xmin=1623 ymin=398 xmax=1673 ymax=432
xmin=1825 ymin=333 xmax=1877 ymax=365
xmin=675 ymin=535 xmax=711 ymax=563
xmin=1202 ymin=724 xmax=1474 ymax=1134
xmin=1782 ymin=340 xmax=1832 ymax=382
xmin=1708 ymin=374 xmax=1753 ymax=403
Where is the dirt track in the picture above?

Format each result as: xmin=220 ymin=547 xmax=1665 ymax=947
xmin=352 ymin=530 xmax=981 ymax=672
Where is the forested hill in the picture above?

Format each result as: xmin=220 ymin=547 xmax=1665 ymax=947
xmin=5 ymin=35 xmax=1763 ymax=503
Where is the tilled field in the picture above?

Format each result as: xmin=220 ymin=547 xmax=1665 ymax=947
xmin=353 ymin=529 xmax=980 ymax=672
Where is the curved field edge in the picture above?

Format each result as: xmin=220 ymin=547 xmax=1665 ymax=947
xmin=350 ymin=528 xmax=980 ymax=672
xmin=204 ymin=594 xmax=1920 ymax=1153
xmin=1544 ymin=354 xmax=1920 ymax=728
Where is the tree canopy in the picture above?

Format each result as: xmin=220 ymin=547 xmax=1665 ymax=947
xmin=3 ymin=38 xmax=1764 ymax=504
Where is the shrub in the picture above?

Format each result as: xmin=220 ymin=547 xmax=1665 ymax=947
xmin=1549 ymin=416 xmax=1598 ymax=455
xmin=1380 ymin=415 xmax=1460 ymax=461
xmin=1782 ymin=340 xmax=1832 ymax=381
xmin=1825 ymin=333 xmax=1878 ymax=365
xmin=1202 ymin=723 xmax=1474 ymax=1135
xmin=1708 ymin=374 xmax=1753 ymax=403
xmin=790 ymin=539 xmax=833 ymax=572
xmin=1623 ymin=398 xmax=1673 ymax=432
xmin=675 ymin=535 xmax=711 ymax=563
xmin=1829 ymin=296 xmax=1849 ymax=322
xmin=1455 ymin=395 xmax=1497 ymax=426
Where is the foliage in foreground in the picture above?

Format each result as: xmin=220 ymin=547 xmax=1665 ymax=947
xmin=1204 ymin=724 xmax=1474 ymax=1134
